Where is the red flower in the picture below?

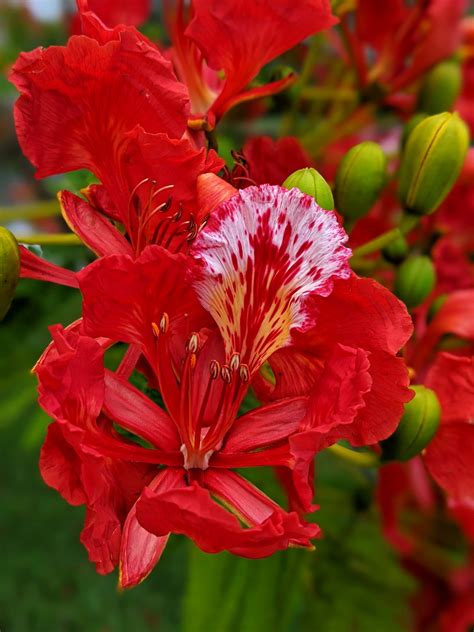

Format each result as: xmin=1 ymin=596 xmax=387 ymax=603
xmin=77 ymin=184 xmax=411 ymax=507
xmin=352 ymin=0 xmax=466 ymax=92
xmin=229 ymin=136 xmax=313 ymax=188
xmin=40 ymin=185 xmax=363 ymax=583
xmin=424 ymin=353 xmax=474 ymax=539
xmin=10 ymin=8 xmax=225 ymax=260
xmin=165 ymin=0 xmax=337 ymax=126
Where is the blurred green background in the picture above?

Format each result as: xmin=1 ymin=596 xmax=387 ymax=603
xmin=0 ymin=3 xmax=415 ymax=630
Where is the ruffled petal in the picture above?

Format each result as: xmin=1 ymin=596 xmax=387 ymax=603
xmin=136 ymin=472 xmax=318 ymax=557
xmin=9 ymin=29 xmax=188 ymax=180
xmin=79 ymin=245 xmax=206 ymax=360
xmin=39 ymin=421 xmax=86 ymax=506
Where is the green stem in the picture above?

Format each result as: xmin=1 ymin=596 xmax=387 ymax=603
xmin=16 ymin=233 xmax=83 ymax=246
xmin=0 ymin=200 xmax=60 ymax=222
xmin=326 ymin=443 xmax=379 ymax=468
xmin=352 ymin=227 xmax=402 ymax=258
xmin=352 ymin=212 xmax=420 ymax=259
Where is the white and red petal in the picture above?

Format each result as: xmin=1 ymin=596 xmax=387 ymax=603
xmin=191 ymin=184 xmax=351 ymax=374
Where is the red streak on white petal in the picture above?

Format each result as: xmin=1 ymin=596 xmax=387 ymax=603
xmin=191 ymin=184 xmax=351 ymax=373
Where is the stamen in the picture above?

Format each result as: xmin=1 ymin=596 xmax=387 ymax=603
xmin=198 ymin=214 xmax=210 ymax=232
xmin=151 ymin=321 xmax=160 ymax=337
xmin=221 ymin=365 xmax=232 ymax=384
xmin=230 ymin=352 xmax=240 ymax=371
xmin=187 ymin=332 xmax=199 ymax=354
xmin=239 ymin=364 xmax=250 ymax=382
xmin=159 ymin=312 xmax=169 ymax=334
xmin=209 ymin=359 xmax=220 ymax=379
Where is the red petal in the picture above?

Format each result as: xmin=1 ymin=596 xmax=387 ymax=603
xmin=196 ymin=173 xmax=237 ymax=216
xmin=39 ymin=422 xmax=86 ymax=506
xmin=78 ymin=246 xmax=205 ymax=361
xmin=119 ymin=469 xmax=182 ymax=589
xmin=103 ymin=370 xmax=180 ymax=450
xmin=9 ymin=30 xmax=188 ymax=179
xmin=243 ymin=136 xmax=313 ymax=186
xmin=424 ymin=423 xmax=474 ymax=501
xmin=340 ymin=351 xmax=412 ymax=446
xmin=223 ymin=397 xmax=308 ymax=453
xmin=203 ymin=469 xmax=319 ymax=549
xmin=19 ymin=245 xmax=79 ymax=288
xmin=59 ymin=190 xmax=133 ymax=257
xmin=391 ymin=0 xmax=465 ymax=90
xmin=305 ymin=275 xmax=413 ymax=355
xmin=412 ymin=290 xmax=474 ymax=372
xmin=136 ymin=474 xmax=318 ymax=557
xmin=218 ymin=74 xmax=296 ymax=118
xmin=356 ymin=0 xmax=407 ymax=51
xmin=191 ymin=185 xmax=350 ymax=374
xmin=425 ymin=354 xmax=474 ymax=423
xmin=36 ymin=328 xmax=105 ymax=424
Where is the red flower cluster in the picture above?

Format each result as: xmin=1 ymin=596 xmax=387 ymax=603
xmin=9 ymin=5 xmax=474 ymax=620
xmin=7 ymin=0 xmax=419 ymax=588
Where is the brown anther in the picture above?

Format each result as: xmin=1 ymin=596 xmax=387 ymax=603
xmin=230 ymin=353 xmax=240 ymax=371
xmin=239 ymin=364 xmax=250 ymax=382
xmin=186 ymin=226 xmax=199 ymax=242
xmin=159 ymin=312 xmax=169 ymax=334
xmin=209 ymin=359 xmax=220 ymax=379
xmin=158 ymin=196 xmax=173 ymax=213
xmin=151 ymin=322 xmax=160 ymax=338
xmin=221 ymin=365 xmax=232 ymax=384
xmin=199 ymin=214 xmax=210 ymax=232
xmin=187 ymin=332 xmax=199 ymax=354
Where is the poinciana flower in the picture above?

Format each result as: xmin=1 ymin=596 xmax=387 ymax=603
xmin=35 ymin=184 xmax=414 ymax=587
xmin=163 ymin=0 xmax=337 ymax=128
xmin=344 ymin=0 xmax=466 ymax=93
xmin=9 ymin=7 xmax=223 ymax=278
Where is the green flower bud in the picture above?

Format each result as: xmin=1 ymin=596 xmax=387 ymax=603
xmin=334 ymin=141 xmax=387 ymax=221
xmin=398 ymin=112 xmax=470 ymax=215
xmin=418 ymin=61 xmax=462 ymax=115
xmin=394 ymin=255 xmax=436 ymax=309
xmin=401 ymin=113 xmax=428 ymax=149
xmin=283 ymin=167 xmax=334 ymax=210
xmin=382 ymin=235 xmax=409 ymax=264
xmin=381 ymin=385 xmax=441 ymax=462
xmin=0 ymin=226 xmax=20 ymax=321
